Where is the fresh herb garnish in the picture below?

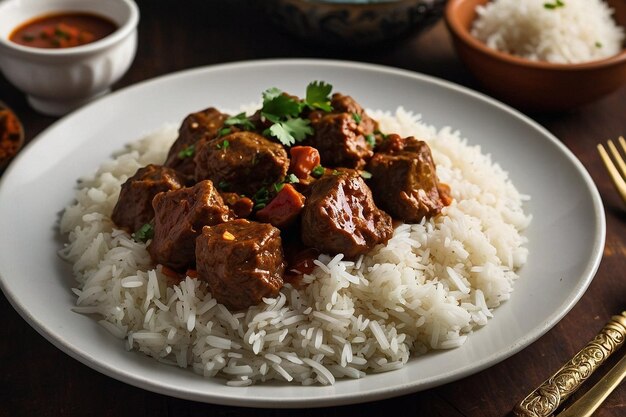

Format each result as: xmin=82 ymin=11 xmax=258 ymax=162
xmin=311 ymin=165 xmax=325 ymax=177
xmin=224 ymin=112 xmax=255 ymax=130
xmin=360 ymin=170 xmax=372 ymax=179
xmin=262 ymin=88 xmax=302 ymax=119
xmin=21 ymin=34 xmax=35 ymax=42
xmin=267 ymin=117 xmax=313 ymax=147
xmin=304 ymin=81 xmax=333 ymax=112
xmin=253 ymin=186 xmax=270 ymax=208
xmin=595 ymin=41 xmax=603 ymax=48
xmin=260 ymin=81 xmax=333 ymax=146
xmin=217 ymin=127 xmax=231 ymax=138
xmin=285 ymin=173 xmax=300 ymax=184
xmin=544 ymin=0 xmax=564 ymax=9
xmin=365 ymin=134 xmax=376 ymax=147
xmin=218 ymin=180 xmax=229 ymax=190
xmin=177 ymin=144 xmax=195 ymax=159
xmin=352 ymin=113 xmax=362 ymax=124
xmin=216 ymin=139 xmax=230 ymax=150
xmin=273 ymin=182 xmax=284 ymax=193
xmin=332 ymin=169 xmax=341 ymax=176
xmin=132 ymin=223 xmax=154 ymax=243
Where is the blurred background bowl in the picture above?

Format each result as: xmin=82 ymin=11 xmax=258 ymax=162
xmin=445 ymin=0 xmax=626 ymax=112
xmin=264 ymin=0 xmax=448 ymax=47
xmin=0 ymin=0 xmax=139 ymax=116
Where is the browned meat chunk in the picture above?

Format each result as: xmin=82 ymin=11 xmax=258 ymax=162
xmin=330 ymin=93 xmax=378 ymax=136
xmin=305 ymin=113 xmax=373 ymax=169
xmin=111 ymin=164 xmax=184 ymax=232
xmin=367 ymin=135 xmax=449 ymax=223
xmin=303 ymin=93 xmax=377 ymax=169
xmin=301 ymin=171 xmax=393 ymax=259
xmin=148 ymin=180 xmax=230 ymax=270
xmin=194 ymin=131 xmax=289 ymax=196
xmin=164 ymin=108 xmax=229 ymax=177
xmin=196 ymin=219 xmax=285 ymax=310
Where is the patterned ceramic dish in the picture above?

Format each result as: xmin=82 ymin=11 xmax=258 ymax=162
xmin=265 ymin=0 xmax=447 ymax=46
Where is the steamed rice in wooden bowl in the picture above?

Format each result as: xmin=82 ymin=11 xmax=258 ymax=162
xmin=445 ymin=0 xmax=626 ymax=111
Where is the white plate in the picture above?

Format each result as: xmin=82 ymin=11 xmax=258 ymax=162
xmin=0 ymin=59 xmax=605 ymax=407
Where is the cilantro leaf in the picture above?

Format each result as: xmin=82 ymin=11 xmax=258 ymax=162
xmin=268 ymin=117 xmax=313 ymax=146
xmin=365 ymin=134 xmax=376 ymax=147
xmin=224 ymin=112 xmax=255 ymax=130
xmin=262 ymin=88 xmax=302 ymax=118
xmin=305 ymin=81 xmax=333 ymax=112
xmin=268 ymin=123 xmax=295 ymax=146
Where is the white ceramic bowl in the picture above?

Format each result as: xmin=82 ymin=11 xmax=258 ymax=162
xmin=0 ymin=0 xmax=139 ymax=116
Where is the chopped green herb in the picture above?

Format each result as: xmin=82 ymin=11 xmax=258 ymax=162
xmin=374 ymin=129 xmax=387 ymax=140
xmin=216 ymin=139 xmax=230 ymax=150
xmin=595 ymin=41 xmax=603 ymax=48
xmin=217 ymin=127 xmax=232 ymax=138
xmin=254 ymin=203 xmax=266 ymax=210
xmin=224 ymin=112 xmax=255 ymax=130
xmin=544 ymin=0 xmax=564 ymax=9
xmin=262 ymin=88 xmax=301 ymax=119
xmin=332 ymin=169 xmax=341 ymax=176
xmin=21 ymin=34 xmax=35 ymax=42
xmin=352 ymin=113 xmax=362 ymax=124
xmin=360 ymin=170 xmax=372 ymax=179
xmin=260 ymin=82 xmax=333 ymax=146
xmin=304 ymin=81 xmax=333 ymax=112
xmin=311 ymin=165 xmax=325 ymax=177
xmin=252 ymin=186 xmax=270 ymax=208
xmin=285 ymin=173 xmax=300 ymax=184
xmin=365 ymin=134 xmax=376 ymax=147
xmin=218 ymin=181 xmax=229 ymax=190
xmin=273 ymin=182 xmax=285 ymax=193
xmin=177 ymin=144 xmax=195 ymax=159
xmin=132 ymin=223 xmax=154 ymax=243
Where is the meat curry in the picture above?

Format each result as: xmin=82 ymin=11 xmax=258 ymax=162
xmin=111 ymin=82 xmax=451 ymax=310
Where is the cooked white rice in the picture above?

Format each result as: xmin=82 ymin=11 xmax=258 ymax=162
xmin=471 ymin=0 xmax=624 ymax=64
xmin=59 ymin=108 xmax=531 ymax=385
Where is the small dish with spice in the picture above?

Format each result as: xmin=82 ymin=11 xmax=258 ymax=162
xmin=0 ymin=0 xmax=139 ymax=116
xmin=445 ymin=0 xmax=626 ymax=112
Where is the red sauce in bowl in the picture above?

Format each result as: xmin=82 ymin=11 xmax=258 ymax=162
xmin=9 ymin=12 xmax=117 ymax=49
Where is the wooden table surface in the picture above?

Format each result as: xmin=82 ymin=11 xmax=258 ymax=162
xmin=1 ymin=1 xmax=625 ymax=416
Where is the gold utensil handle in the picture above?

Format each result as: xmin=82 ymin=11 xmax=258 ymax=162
xmin=555 ymin=351 xmax=626 ymax=417
xmin=513 ymin=312 xmax=626 ymax=417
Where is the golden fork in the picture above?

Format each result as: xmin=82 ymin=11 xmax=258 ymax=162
xmin=598 ymin=137 xmax=626 ymax=204
xmin=514 ymin=312 xmax=626 ymax=417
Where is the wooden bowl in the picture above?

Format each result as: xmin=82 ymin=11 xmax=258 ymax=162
xmin=445 ymin=0 xmax=626 ymax=112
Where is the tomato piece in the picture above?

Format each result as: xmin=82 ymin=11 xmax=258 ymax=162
xmin=256 ymin=184 xmax=305 ymax=228
xmin=289 ymin=146 xmax=320 ymax=179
